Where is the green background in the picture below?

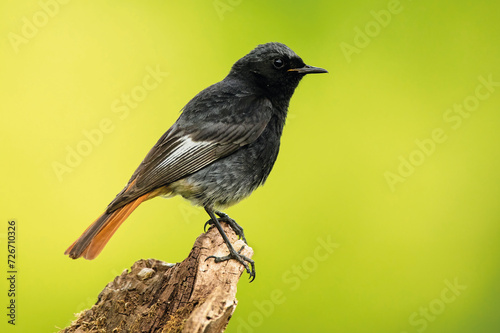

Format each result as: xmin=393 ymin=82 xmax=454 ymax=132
xmin=1 ymin=1 xmax=500 ymax=332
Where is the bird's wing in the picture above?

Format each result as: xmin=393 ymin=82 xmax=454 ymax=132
xmin=106 ymin=94 xmax=273 ymax=213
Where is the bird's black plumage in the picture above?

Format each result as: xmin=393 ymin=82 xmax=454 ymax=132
xmin=65 ymin=42 xmax=327 ymax=281
xmin=108 ymin=42 xmax=326 ymax=212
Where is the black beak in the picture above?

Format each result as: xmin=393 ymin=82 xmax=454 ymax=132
xmin=288 ymin=64 xmax=328 ymax=74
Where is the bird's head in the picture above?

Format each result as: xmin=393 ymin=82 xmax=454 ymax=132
xmin=229 ymin=42 xmax=327 ymax=99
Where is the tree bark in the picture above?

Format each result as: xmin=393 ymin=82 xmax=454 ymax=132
xmin=60 ymin=223 xmax=253 ymax=333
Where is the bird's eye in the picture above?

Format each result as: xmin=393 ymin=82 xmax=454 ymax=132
xmin=273 ymin=58 xmax=285 ymax=69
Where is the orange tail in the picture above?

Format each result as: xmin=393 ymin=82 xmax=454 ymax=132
xmin=65 ymin=193 xmax=148 ymax=260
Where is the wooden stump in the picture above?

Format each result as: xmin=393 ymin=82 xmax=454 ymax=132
xmin=60 ymin=223 xmax=253 ymax=333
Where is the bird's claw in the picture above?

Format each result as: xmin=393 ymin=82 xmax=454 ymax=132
xmin=204 ymin=211 xmax=247 ymax=244
xmin=204 ymin=220 xmax=212 ymax=233
xmin=205 ymin=245 xmax=255 ymax=282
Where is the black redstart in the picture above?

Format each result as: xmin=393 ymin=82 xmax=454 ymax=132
xmin=65 ymin=42 xmax=327 ymax=281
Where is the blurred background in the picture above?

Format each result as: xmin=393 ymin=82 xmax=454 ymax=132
xmin=1 ymin=1 xmax=499 ymax=332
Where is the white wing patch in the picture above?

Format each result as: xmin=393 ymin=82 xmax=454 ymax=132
xmin=156 ymin=136 xmax=212 ymax=170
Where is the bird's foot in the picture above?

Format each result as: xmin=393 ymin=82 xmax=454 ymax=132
xmin=204 ymin=211 xmax=247 ymax=244
xmin=206 ymin=245 xmax=255 ymax=282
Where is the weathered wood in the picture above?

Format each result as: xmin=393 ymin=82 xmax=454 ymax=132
xmin=60 ymin=223 xmax=253 ymax=333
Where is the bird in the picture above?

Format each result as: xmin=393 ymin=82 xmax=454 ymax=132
xmin=65 ymin=42 xmax=327 ymax=281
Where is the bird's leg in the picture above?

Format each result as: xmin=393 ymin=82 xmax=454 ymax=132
xmin=204 ymin=207 xmax=255 ymax=282
xmin=204 ymin=210 xmax=247 ymax=244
